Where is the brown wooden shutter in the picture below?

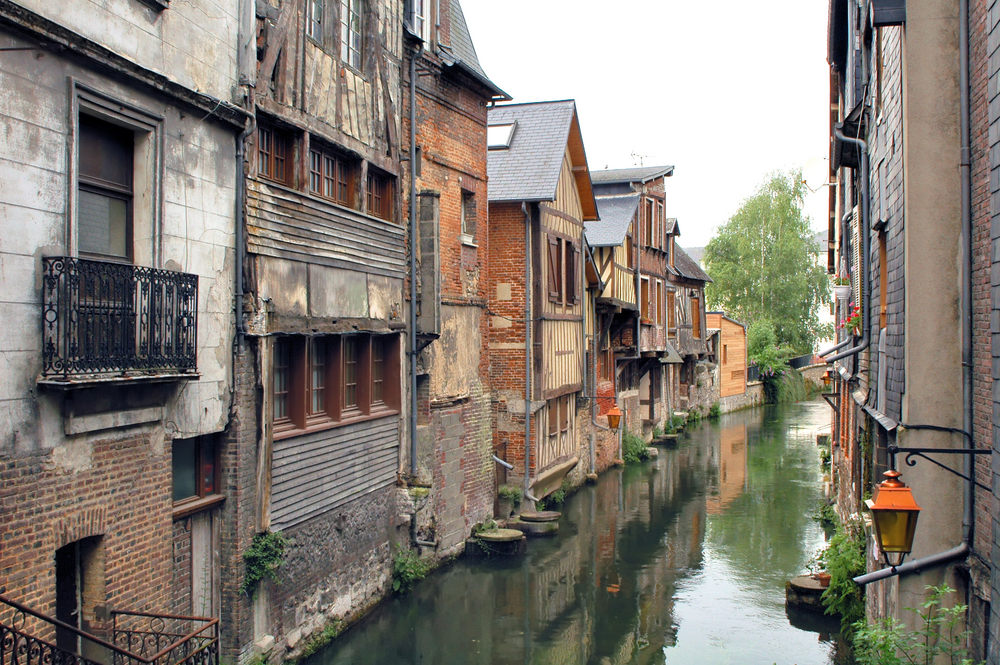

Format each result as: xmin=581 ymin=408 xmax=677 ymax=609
xmin=569 ymin=242 xmax=581 ymax=303
xmin=548 ymin=236 xmax=561 ymax=301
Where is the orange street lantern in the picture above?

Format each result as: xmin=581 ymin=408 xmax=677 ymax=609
xmin=822 ymin=369 xmax=832 ymax=387
xmin=607 ymin=406 xmax=622 ymax=433
xmin=865 ymin=469 xmax=922 ymax=568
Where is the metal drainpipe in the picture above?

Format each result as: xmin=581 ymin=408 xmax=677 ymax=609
xmin=958 ymin=0 xmax=975 ymax=548
xmin=826 ymin=123 xmax=870 ymax=365
xmin=523 ymin=202 xmax=533 ymax=499
xmin=855 ymin=1 xmax=975 ymax=584
xmin=408 ymin=42 xmax=423 ymax=477
xmin=234 ymin=0 xmax=255 ymax=349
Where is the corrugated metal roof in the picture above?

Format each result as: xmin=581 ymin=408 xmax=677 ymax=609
xmin=591 ymin=165 xmax=674 ymax=184
xmin=674 ymin=245 xmax=712 ymax=283
xmin=586 ymin=195 xmax=638 ymax=247
xmin=438 ymin=0 xmax=509 ymax=100
xmin=487 ymin=101 xmax=578 ymax=204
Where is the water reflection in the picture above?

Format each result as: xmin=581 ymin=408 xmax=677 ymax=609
xmin=309 ymin=401 xmax=844 ymax=665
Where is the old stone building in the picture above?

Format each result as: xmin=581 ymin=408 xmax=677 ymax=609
xmin=402 ymin=0 xmax=507 ymax=556
xmin=233 ymin=0 xmax=411 ymax=659
xmin=826 ymin=0 xmax=999 ymax=660
xmin=0 ymin=0 xmax=250 ymax=659
xmin=486 ymin=100 xmax=599 ymax=501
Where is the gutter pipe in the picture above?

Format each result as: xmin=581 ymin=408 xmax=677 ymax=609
xmin=234 ymin=0 xmax=255 ymax=350
xmin=826 ymin=124 xmax=870 ymax=365
xmin=408 ymin=42 xmax=423 ymax=476
xmin=855 ymin=0 xmax=975 ymax=584
xmin=958 ymin=0 xmax=975 ymax=549
xmin=523 ymin=202 xmax=533 ymax=499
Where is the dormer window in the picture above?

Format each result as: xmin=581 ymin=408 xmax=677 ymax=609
xmin=405 ymin=0 xmax=430 ymax=42
xmin=487 ymin=123 xmax=516 ymax=150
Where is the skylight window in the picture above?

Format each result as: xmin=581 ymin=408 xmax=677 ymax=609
xmin=487 ymin=123 xmax=516 ymax=150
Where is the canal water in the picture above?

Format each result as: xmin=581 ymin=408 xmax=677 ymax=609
xmin=310 ymin=400 xmax=848 ymax=665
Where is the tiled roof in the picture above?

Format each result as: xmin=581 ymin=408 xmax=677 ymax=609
xmin=674 ymin=244 xmax=712 ymax=283
xmin=487 ymin=101 xmax=578 ymax=203
xmin=439 ymin=0 xmax=508 ymax=99
xmin=590 ymin=165 xmax=674 ymax=184
xmin=665 ymin=217 xmax=679 ymax=236
xmin=586 ymin=195 xmax=638 ymax=247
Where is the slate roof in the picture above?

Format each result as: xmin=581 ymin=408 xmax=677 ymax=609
xmin=591 ymin=165 xmax=674 ymax=185
xmin=487 ymin=101 xmax=597 ymax=219
xmin=665 ymin=217 xmax=679 ymax=237
xmin=586 ymin=195 xmax=639 ymax=247
xmin=438 ymin=0 xmax=509 ymax=100
xmin=674 ymin=245 xmax=712 ymax=283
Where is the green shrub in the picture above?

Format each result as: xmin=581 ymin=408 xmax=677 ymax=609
xmin=708 ymin=402 xmax=721 ymax=419
xmin=686 ymin=409 xmax=702 ymax=425
xmin=812 ymin=502 xmax=837 ymax=530
xmin=497 ymin=484 xmax=522 ymax=502
xmin=392 ymin=545 xmax=430 ymax=594
xmin=819 ymin=445 xmax=831 ymax=469
xmin=853 ymin=585 xmax=982 ymax=665
xmin=299 ymin=620 xmax=342 ymax=660
xmin=652 ymin=424 xmax=663 ymax=438
xmin=818 ymin=517 xmax=866 ymax=635
xmin=241 ymin=531 xmax=288 ymax=598
xmin=622 ymin=430 xmax=650 ymax=464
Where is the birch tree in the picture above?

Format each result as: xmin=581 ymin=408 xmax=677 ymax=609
xmin=703 ymin=171 xmax=831 ymax=354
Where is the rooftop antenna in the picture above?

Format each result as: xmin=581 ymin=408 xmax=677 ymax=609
xmin=631 ymin=151 xmax=651 ymax=167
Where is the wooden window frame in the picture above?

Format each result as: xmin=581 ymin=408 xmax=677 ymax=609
xmin=310 ymin=144 xmax=356 ymax=207
xmin=460 ymin=190 xmax=476 ymax=242
xmin=548 ymin=236 xmax=562 ymax=302
xmin=258 ymin=124 xmax=291 ymax=185
xmin=655 ymin=280 xmax=662 ymax=325
xmin=366 ymin=168 xmax=394 ymax=221
xmin=172 ymin=435 xmax=223 ymax=518
xmin=340 ymin=0 xmax=363 ymax=70
xmin=565 ymin=241 xmax=580 ymax=304
xmin=78 ymin=115 xmax=135 ymax=262
xmin=273 ymin=334 xmax=400 ymax=440
xmin=641 ymin=277 xmax=650 ymax=322
xmin=691 ymin=295 xmax=701 ymax=338
xmin=667 ymin=290 xmax=676 ymax=329
xmin=307 ymin=0 xmax=324 ymax=42
xmin=645 ymin=198 xmax=653 ymax=247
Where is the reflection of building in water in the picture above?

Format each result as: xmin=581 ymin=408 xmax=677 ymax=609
xmin=707 ymin=423 xmax=748 ymax=514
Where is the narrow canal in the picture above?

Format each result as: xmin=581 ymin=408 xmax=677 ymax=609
xmin=310 ymin=400 xmax=847 ymax=664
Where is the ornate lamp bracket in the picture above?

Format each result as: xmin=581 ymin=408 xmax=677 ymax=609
xmin=887 ymin=443 xmax=991 ymax=492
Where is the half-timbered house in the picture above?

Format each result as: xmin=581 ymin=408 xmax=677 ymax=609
xmin=486 ymin=100 xmax=598 ymax=501
xmin=591 ymin=167 xmax=684 ymax=435
xmin=237 ymin=0 xmax=407 ymax=658
xmin=669 ymin=244 xmax=711 ymax=411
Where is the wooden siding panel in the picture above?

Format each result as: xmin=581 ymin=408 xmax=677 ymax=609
xmin=542 ymin=319 xmax=583 ymax=392
xmin=553 ymin=149 xmax=583 ymax=222
xmin=247 ymin=182 xmax=405 ymax=277
xmin=270 ymin=415 xmax=400 ymax=531
xmin=717 ymin=317 xmax=747 ymax=398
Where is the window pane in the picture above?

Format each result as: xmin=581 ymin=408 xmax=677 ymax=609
xmin=79 ymin=116 xmax=132 ymax=187
xmin=274 ymin=340 xmax=289 ymax=420
xmin=372 ymin=338 xmax=384 ymax=403
xmin=311 ymin=339 xmax=326 ymax=414
xmin=201 ymin=437 xmax=216 ymax=495
xmin=343 ymin=337 xmax=357 ymax=409
xmin=78 ymin=191 xmax=128 ymax=258
xmin=310 ymin=150 xmax=322 ymax=194
xmin=172 ymin=438 xmax=197 ymax=502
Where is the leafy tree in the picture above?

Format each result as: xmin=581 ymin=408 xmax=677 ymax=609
xmin=704 ymin=170 xmax=831 ymax=354
xmin=746 ymin=319 xmax=790 ymax=403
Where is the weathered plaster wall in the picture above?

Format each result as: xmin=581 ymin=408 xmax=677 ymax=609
xmin=12 ymin=0 xmax=241 ymax=101
xmin=0 ymin=28 xmax=237 ymax=449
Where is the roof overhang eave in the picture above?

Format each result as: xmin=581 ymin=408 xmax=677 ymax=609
xmin=443 ymin=60 xmax=511 ymax=101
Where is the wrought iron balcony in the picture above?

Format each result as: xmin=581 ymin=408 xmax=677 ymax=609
xmin=0 ymin=595 xmax=218 ymax=665
xmin=41 ymin=257 xmax=198 ymax=384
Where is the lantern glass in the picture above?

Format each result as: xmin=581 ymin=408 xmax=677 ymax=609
xmin=865 ymin=469 xmax=921 ymax=568
xmin=607 ymin=407 xmax=622 ymax=433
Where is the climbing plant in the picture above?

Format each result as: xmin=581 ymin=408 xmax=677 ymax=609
xmin=241 ymin=531 xmax=288 ymax=598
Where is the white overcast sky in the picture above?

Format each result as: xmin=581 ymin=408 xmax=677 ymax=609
xmin=462 ymin=0 xmax=831 ymax=250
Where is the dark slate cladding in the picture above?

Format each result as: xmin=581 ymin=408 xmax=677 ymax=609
xmin=247 ymin=182 xmax=406 ymax=279
xmin=674 ymin=245 xmax=711 ymax=283
xmin=270 ymin=415 xmax=400 ymax=531
xmin=587 ymin=194 xmax=639 ymax=247
xmin=590 ymin=165 xmax=674 ymax=186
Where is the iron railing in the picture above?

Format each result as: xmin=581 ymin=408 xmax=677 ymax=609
xmin=41 ymin=257 xmax=198 ymax=381
xmin=0 ymin=595 xmax=218 ymax=665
